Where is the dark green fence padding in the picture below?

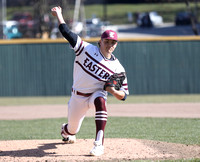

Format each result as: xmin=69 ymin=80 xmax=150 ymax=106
xmin=0 ymin=37 xmax=200 ymax=96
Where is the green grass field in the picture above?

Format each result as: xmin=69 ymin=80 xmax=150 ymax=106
xmin=83 ymin=3 xmax=197 ymax=24
xmin=0 ymin=117 xmax=200 ymax=146
xmin=0 ymin=94 xmax=200 ymax=106
xmin=0 ymin=94 xmax=200 ymax=143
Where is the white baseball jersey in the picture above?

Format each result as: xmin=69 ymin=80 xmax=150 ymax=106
xmin=70 ymin=36 xmax=129 ymax=95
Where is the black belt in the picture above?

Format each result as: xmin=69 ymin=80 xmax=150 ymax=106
xmin=72 ymin=88 xmax=93 ymax=97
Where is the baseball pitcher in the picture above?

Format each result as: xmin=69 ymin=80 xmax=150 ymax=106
xmin=51 ymin=6 xmax=129 ymax=156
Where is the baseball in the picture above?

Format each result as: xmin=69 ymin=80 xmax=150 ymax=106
xmin=51 ymin=7 xmax=58 ymax=17
xmin=51 ymin=10 xmax=57 ymax=17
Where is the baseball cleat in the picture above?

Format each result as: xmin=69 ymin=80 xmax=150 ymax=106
xmin=61 ymin=123 xmax=76 ymax=144
xmin=62 ymin=135 xmax=76 ymax=144
xmin=90 ymin=141 xmax=104 ymax=156
xmin=61 ymin=123 xmax=68 ymax=138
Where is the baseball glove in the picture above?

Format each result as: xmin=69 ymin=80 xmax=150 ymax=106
xmin=104 ymin=72 xmax=126 ymax=91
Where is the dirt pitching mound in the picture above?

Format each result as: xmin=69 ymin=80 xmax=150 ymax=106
xmin=1 ymin=138 xmax=200 ymax=161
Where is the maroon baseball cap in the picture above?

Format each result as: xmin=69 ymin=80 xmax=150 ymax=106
xmin=101 ymin=30 xmax=118 ymax=41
